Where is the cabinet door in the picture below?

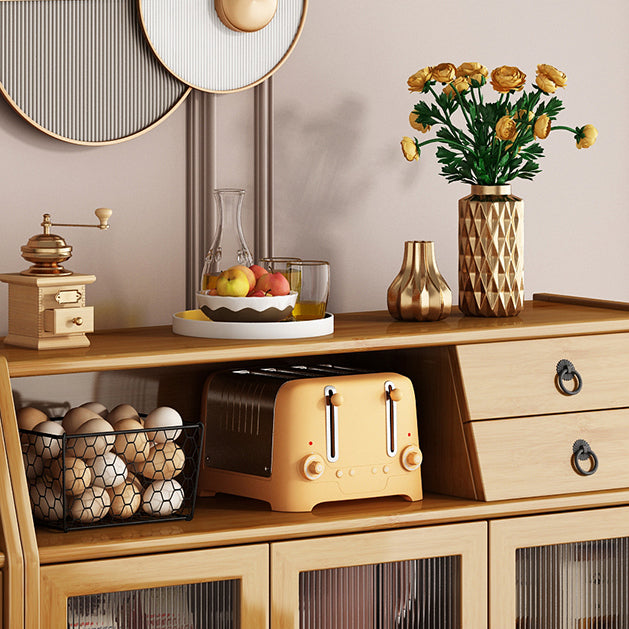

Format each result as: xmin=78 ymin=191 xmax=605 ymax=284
xmin=490 ymin=506 xmax=629 ymax=628
xmin=40 ymin=544 xmax=268 ymax=629
xmin=271 ymin=521 xmax=487 ymax=629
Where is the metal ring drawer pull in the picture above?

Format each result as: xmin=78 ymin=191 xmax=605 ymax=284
xmin=556 ymin=359 xmax=583 ymax=395
xmin=572 ymin=439 xmax=598 ymax=476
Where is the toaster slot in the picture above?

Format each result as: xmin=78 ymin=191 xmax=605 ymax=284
xmin=384 ymin=380 xmax=399 ymax=457
xmin=324 ymin=385 xmax=340 ymax=462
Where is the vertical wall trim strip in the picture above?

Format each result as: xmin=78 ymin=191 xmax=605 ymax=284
xmin=254 ymin=77 xmax=274 ymax=261
xmin=186 ymin=90 xmax=216 ymax=309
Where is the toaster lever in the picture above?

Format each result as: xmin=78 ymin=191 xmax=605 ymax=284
xmin=385 ymin=381 xmax=399 ymax=457
xmin=324 ymin=385 xmax=340 ymax=463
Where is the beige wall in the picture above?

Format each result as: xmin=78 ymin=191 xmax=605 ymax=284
xmin=1 ymin=0 xmax=628 ymax=338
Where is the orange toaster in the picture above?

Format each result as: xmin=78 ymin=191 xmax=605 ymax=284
xmin=198 ymin=365 xmax=423 ymax=512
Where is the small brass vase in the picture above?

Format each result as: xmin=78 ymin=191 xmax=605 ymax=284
xmin=387 ymin=241 xmax=451 ymax=321
xmin=459 ymin=184 xmax=523 ymax=317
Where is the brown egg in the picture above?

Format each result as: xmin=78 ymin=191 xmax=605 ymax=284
xmin=66 ymin=418 xmax=115 ymax=459
xmin=22 ymin=446 xmax=44 ymax=480
xmin=32 ymin=420 xmax=65 ymax=459
xmin=107 ymin=404 xmax=140 ymax=425
xmin=17 ymin=406 xmax=49 ymax=431
xmin=79 ymin=401 xmax=108 ymax=418
xmin=106 ymin=474 xmax=143 ymax=519
xmin=47 ymin=456 xmax=94 ymax=496
xmin=29 ymin=478 xmax=65 ymax=521
xmin=70 ymin=486 xmax=111 ymax=523
xmin=112 ymin=418 xmax=151 ymax=464
xmin=136 ymin=442 xmax=186 ymax=481
xmin=62 ymin=407 xmax=101 ymax=434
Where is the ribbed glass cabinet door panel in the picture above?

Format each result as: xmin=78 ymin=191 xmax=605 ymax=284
xmin=299 ymin=556 xmax=461 ymax=629
xmin=516 ymin=537 xmax=629 ymax=628
xmin=68 ymin=580 xmax=240 ymax=629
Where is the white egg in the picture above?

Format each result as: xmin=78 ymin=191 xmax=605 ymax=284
xmin=142 ymin=479 xmax=184 ymax=516
xmin=67 ymin=418 xmax=115 ymax=458
xmin=79 ymin=401 xmax=109 ymax=418
xmin=144 ymin=407 xmax=183 ymax=443
xmin=32 ymin=420 xmax=65 ymax=459
xmin=70 ymin=486 xmax=111 ymax=523
xmin=29 ymin=478 xmax=65 ymax=521
xmin=86 ymin=452 xmax=128 ymax=489
xmin=62 ymin=406 xmax=101 ymax=434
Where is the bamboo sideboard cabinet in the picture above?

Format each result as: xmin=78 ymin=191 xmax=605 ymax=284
xmin=0 ymin=294 xmax=628 ymax=629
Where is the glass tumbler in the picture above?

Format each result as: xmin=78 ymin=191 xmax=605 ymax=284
xmin=288 ymin=260 xmax=330 ymax=320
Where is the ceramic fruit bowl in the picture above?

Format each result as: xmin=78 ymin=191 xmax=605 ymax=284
xmin=196 ymin=291 xmax=297 ymax=323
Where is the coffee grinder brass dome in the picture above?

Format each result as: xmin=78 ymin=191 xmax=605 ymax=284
xmin=20 ymin=208 xmax=112 ymax=276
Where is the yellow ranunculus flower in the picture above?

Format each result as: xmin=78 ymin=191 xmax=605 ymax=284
xmin=401 ymin=136 xmax=420 ymax=161
xmin=514 ymin=109 xmax=534 ymax=122
xmin=443 ymin=76 xmax=470 ymax=98
xmin=495 ymin=116 xmax=518 ymax=141
xmin=537 ymin=64 xmax=567 ymax=88
xmin=577 ymin=125 xmax=598 ymax=149
xmin=490 ymin=66 xmax=526 ymax=93
xmin=409 ymin=112 xmax=430 ymax=133
xmin=432 ymin=63 xmax=457 ymax=84
xmin=535 ymin=74 xmax=558 ymax=94
xmin=456 ymin=62 xmax=488 ymax=84
xmin=534 ymin=115 xmax=551 ymax=139
xmin=407 ymin=67 xmax=433 ymax=93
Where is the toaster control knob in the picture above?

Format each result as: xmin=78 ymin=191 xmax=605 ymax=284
xmin=401 ymin=445 xmax=423 ymax=471
xmin=388 ymin=388 xmax=403 ymax=402
xmin=330 ymin=392 xmax=344 ymax=407
xmin=302 ymin=454 xmax=325 ymax=481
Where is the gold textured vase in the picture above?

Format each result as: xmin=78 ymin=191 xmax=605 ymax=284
xmin=459 ymin=185 xmax=524 ymax=317
xmin=387 ymin=241 xmax=451 ymax=321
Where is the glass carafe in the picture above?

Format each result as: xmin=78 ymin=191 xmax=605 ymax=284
xmin=201 ymin=189 xmax=253 ymax=291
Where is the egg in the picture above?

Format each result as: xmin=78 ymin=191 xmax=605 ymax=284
xmin=67 ymin=418 xmax=115 ymax=458
xmin=47 ymin=456 xmax=94 ymax=496
xmin=17 ymin=406 xmax=49 ymax=430
xmin=70 ymin=486 xmax=111 ymax=523
xmin=142 ymin=479 xmax=184 ymax=516
xmin=79 ymin=401 xmax=108 ymax=418
xmin=62 ymin=406 xmax=101 ymax=434
xmin=29 ymin=478 xmax=65 ymax=521
xmin=136 ymin=442 xmax=185 ymax=481
xmin=112 ymin=418 xmax=150 ymax=463
xmin=107 ymin=403 xmax=140 ymax=425
xmin=144 ymin=407 xmax=183 ymax=443
xmin=107 ymin=473 xmax=143 ymax=519
xmin=86 ymin=452 xmax=128 ymax=489
xmin=32 ymin=420 xmax=65 ymax=459
xmin=22 ymin=446 xmax=44 ymax=480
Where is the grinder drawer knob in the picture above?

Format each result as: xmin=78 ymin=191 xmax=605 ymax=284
xmin=301 ymin=454 xmax=325 ymax=480
xmin=401 ymin=445 xmax=423 ymax=471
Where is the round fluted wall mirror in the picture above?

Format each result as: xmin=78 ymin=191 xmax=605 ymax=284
xmin=138 ymin=0 xmax=308 ymax=93
xmin=0 ymin=0 xmax=190 ymax=145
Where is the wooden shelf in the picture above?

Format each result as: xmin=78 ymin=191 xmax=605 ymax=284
xmin=3 ymin=298 xmax=629 ymax=377
xmin=35 ymin=488 xmax=629 ymax=566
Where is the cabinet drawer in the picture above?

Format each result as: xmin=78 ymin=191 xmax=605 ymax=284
xmin=43 ymin=306 xmax=93 ymax=335
xmin=466 ymin=408 xmax=629 ymax=501
xmin=456 ymin=333 xmax=629 ymax=420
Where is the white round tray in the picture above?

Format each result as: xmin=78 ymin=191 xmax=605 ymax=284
xmin=172 ymin=310 xmax=334 ymax=340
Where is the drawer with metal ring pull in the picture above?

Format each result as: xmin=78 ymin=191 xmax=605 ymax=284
xmin=464 ymin=408 xmax=629 ymax=501
xmin=454 ymin=333 xmax=629 ymax=420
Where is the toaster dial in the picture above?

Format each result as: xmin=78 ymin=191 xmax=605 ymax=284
xmin=401 ymin=445 xmax=423 ymax=471
xmin=301 ymin=454 xmax=325 ymax=481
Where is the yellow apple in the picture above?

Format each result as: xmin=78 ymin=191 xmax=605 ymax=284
xmin=216 ymin=267 xmax=251 ymax=296
xmin=230 ymin=265 xmax=256 ymax=291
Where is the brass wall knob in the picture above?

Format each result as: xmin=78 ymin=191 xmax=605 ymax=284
xmin=330 ymin=392 xmax=344 ymax=407
xmin=389 ymin=388 xmax=403 ymax=402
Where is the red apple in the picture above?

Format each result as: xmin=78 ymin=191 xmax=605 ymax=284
xmin=247 ymin=289 xmax=266 ymax=297
xmin=216 ymin=267 xmax=251 ymax=297
xmin=230 ymin=265 xmax=256 ymax=291
xmin=255 ymin=272 xmax=290 ymax=296
xmin=249 ymin=264 xmax=269 ymax=281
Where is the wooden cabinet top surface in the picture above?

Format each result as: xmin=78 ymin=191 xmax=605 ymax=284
xmin=3 ymin=295 xmax=629 ymax=377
